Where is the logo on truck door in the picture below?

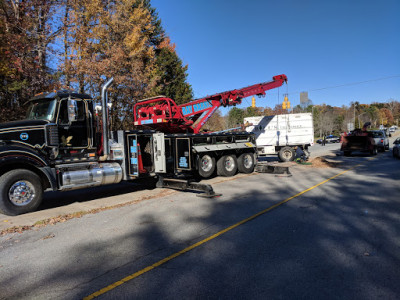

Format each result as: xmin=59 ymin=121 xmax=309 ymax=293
xmin=20 ymin=133 xmax=29 ymax=140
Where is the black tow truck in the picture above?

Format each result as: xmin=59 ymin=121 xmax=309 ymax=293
xmin=0 ymin=79 xmax=257 ymax=215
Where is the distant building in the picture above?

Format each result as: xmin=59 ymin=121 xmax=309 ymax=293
xmin=300 ymin=92 xmax=310 ymax=109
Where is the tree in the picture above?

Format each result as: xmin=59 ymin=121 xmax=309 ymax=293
xmin=272 ymin=104 xmax=286 ymax=115
xmin=0 ymin=0 xmax=56 ymax=121
xmin=263 ymin=107 xmax=274 ymax=116
xmin=0 ymin=0 xmax=193 ymax=124
xmin=203 ymin=110 xmax=226 ymax=132
xmin=151 ymin=43 xmax=193 ymax=104
xmin=313 ymin=105 xmax=336 ymax=136
xmin=63 ymin=0 xmax=159 ymax=129
xmin=227 ymin=107 xmax=245 ymax=128
xmin=134 ymin=0 xmax=193 ymax=104
xmin=60 ymin=0 xmax=194 ymax=130
xmin=379 ymin=108 xmax=394 ymax=126
xmin=244 ymin=106 xmax=263 ymax=118
xmin=386 ymin=98 xmax=400 ymax=123
xmin=365 ymin=105 xmax=379 ymax=128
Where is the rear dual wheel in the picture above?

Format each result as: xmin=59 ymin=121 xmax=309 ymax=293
xmin=198 ymin=154 xmax=216 ymax=178
xmin=237 ymin=152 xmax=255 ymax=174
xmin=198 ymin=152 xmax=255 ymax=178
xmin=217 ymin=154 xmax=238 ymax=177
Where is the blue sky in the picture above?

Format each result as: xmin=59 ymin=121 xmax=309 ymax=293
xmin=151 ymin=0 xmax=400 ymax=113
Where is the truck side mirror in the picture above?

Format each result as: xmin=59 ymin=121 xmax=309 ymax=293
xmin=68 ymin=99 xmax=78 ymax=123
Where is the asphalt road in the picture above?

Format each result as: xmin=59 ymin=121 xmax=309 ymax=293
xmin=308 ymin=141 xmax=342 ymax=158
xmin=1 ymin=141 xmax=400 ymax=299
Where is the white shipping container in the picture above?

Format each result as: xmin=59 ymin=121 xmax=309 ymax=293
xmin=245 ymin=113 xmax=314 ymax=161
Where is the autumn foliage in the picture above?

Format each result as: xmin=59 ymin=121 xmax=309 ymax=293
xmin=225 ymin=100 xmax=400 ymax=137
xmin=0 ymin=0 xmax=193 ymax=127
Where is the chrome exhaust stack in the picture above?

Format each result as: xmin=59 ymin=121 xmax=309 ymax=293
xmin=100 ymin=77 xmax=114 ymax=159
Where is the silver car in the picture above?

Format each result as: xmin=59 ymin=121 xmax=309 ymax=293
xmin=393 ymin=137 xmax=400 ymax=159
xmin=371 ymin=130 xmax=389 ymax=152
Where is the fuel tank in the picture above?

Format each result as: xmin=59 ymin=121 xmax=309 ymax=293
xmin=60 ymin=162 xmax=123 ymax=190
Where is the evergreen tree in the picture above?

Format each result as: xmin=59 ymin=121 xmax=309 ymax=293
xmin=134 ymin=0 xmax=193 ymax=104
xmin=228 ymin=107 xmax=245 ymax=128
xmin=152 ymin=45 xmax=193 ymax=104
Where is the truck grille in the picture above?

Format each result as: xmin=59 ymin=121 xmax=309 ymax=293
xmin=46 ymin=124 xmax=59 ymax=146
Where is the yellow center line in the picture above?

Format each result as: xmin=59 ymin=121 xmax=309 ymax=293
xmin=84 ymin=160 xmax=372 ymax=299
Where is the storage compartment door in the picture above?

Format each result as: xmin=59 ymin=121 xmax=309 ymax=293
xmin=127 ymin=134 xmax=138 ymax=176
xmin=153 ymin=133 xmax=166 ymax=173
xmin=176 ymin=138 xmax=191 ymax=170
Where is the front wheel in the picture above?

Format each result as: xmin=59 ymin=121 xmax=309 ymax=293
xmin=197 ymin=154 xmax=216 ymax=178
xmin=278 ymin=147 xmax=295 ymax=162
xmin=0 ymin=169 xmax=43 ymax=216
xmin=238 ymin=152 xmax=255 ymax=174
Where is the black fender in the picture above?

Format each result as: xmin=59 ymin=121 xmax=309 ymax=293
xmin=0 ymin=145 xmax=57 ymax=191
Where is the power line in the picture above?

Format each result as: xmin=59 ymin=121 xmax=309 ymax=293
xmin=193 ymin=75 xmax=400 ymax=101
xmin=289 ymin=75 xmax=400 ymax=96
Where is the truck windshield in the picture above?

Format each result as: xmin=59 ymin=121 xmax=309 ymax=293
xmin=26 ymin=99 xmax=57 ymax=121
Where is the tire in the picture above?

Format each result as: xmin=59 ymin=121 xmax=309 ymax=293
xmin=278 ymin=147 xmax=295 ymax=162
xmin=0 ymin=169 xmax=43 ymax=216
xmin=238 ymin=152 xmax=255 ymax=174
xmin=217 ymin=154 xmax=238 ymax=177
xmin=197 ymin=154 xmax=216 ymax=178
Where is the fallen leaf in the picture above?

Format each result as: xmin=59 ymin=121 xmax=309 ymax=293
xmin=42 ymin=233 xmax=55 ymax=240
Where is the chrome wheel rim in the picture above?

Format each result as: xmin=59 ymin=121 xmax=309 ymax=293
xmin=8 ymin=181 xmax=36 ymax=206
xmin=201 ymin=155 xmax=213 ymax=172
xmin=283 ymin=150 xmax=292 ymax=159
xmin=243 ymin=154 xmax=253 ymax=169
xmin=224 ymin=156 xmax=235 ymax=172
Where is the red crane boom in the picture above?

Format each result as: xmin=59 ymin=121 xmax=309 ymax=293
xmin=134 ymin=74 xmax=287 ymax=133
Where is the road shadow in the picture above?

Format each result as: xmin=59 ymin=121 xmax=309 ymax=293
xmin=37 ymin=177 xmax=158 ymax=211
xmin=2 ymin=156 xmax=400 ymax=299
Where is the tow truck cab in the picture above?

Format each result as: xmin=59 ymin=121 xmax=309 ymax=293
xmin=0 ymin=90 xmax=127 ymax=215
xmin=0 ymin=90 xmax=108 ymax=161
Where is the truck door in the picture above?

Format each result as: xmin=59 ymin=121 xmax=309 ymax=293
xmin=58 ymin=99 xmax=90 ymax=148
xmin=152 ymin=133 xmax=166 ymax=173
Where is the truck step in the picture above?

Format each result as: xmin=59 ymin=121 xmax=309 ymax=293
xmin=156 ymin=176 xmax=221 ymax=198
